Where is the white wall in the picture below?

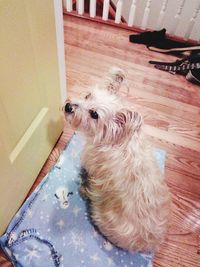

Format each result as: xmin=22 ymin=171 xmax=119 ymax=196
xmin=112 ymin=0 xmax=200 ymax=41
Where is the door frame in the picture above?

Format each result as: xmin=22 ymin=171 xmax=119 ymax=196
xmin=53 ymin=0 xmax=67 ymax=104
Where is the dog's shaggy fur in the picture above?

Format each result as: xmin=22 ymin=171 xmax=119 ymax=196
xmin=64 ymin=67 xmax=171 ymax=252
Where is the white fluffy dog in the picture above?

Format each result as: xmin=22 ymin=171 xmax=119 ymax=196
xmin=64 ymin=67 xmax=171 ymax=252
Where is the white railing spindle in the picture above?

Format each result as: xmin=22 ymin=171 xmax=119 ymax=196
xmin=65 ymin=0 xmax=72 ymax=12
xmin=156 ymin=0 xmax=168 ymax=30
xmin=141 ymin=0 xmax=152 ymax=30
xmin=62 ymin=0 xmax=66 ymax=10
xmin=62 ymin=0 xmax=200 ymax=43
xmin=90 ymin=0 xmax=96 ymax=18
xmin=102 ymin=0 xmax=110 ymax=21
xmin=77 ymin=0 xmax=84 ymax=15
xmin=115 ymin=0 xmax=123 ymax=24
xmin=184 ymin=3 xmax=200 ymax=40
xmin=128 ymin=0 xmax=137 ymax=27
xmin=170 ymin=0 xmax=185 ymax=35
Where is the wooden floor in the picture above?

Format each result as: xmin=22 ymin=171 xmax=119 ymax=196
xmin=64 ymin=15 xmax=200 ymax=267
xmin=1 ymin=14 xmax=200 ymax=267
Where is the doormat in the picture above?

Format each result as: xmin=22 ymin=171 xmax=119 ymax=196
xmin=0 ymin=133 xmax=166 ymax=267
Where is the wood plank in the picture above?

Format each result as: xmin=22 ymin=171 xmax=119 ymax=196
xmin=144 ymin=125 xmax=200 ymax=153
xmin=64 ymin=34 xmax=200 ymax=106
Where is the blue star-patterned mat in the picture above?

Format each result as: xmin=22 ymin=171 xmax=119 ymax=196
xmin=0 ymin=133 xmax=166 ymax=267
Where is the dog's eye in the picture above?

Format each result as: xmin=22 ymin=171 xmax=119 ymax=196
xmin=89 ymin=110 xmax=99 ymax=120
xmin=85 ymin=93 xmax=91 ymax=100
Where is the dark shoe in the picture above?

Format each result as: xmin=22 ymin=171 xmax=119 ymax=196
xmin=149 ymin=51 xmax=200 ymax=85
xmin=149 ymin=51 xmax=200 ymax=76
xmin=186 ymin=69 xmax=200 ymax=84
xmin=129 ymin=29 xmax=166 ymax=46
xmin=147 ymin=41 xmax=200 ymax=53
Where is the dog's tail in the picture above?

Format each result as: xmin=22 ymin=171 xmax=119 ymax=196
xmin=105 ymin=67 xmax=127 ymax=94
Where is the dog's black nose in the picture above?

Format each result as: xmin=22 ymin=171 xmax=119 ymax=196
xmin=65 ymin=102 xmax=73 ymax=113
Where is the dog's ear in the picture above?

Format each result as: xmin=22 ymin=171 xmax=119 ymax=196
xmin=100 ymin=109 xmax=142 ymax=144
xmin=105 ymin=67 xmax=126 ymax=94
xmin=113 ymin=109 xmax=142 ymax=139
